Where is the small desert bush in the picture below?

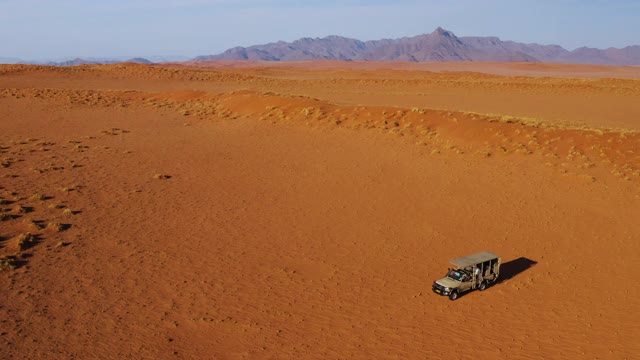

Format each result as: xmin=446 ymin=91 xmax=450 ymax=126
xmin=48 ymin=203 xmax=62 ymax=210
xmin=22 ymin=218 xmax=42 ymax=230
xmin=29 ymin=194 xmax=45 ymax=201
xmin=15 ymin=233 xmax=34 ymax=251
xmin=11 ymin=205 xmax=27 ymax=214
xmin=0 ymin=255 xmax=19 ymax=270
xmin=46 ymin=222 xmax=64 ymax=232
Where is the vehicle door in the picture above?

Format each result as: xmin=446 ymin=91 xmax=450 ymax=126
xmin=459 ymin=273 xmax=473 ymax=292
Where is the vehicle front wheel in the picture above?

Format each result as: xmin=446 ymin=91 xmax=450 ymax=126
xmin=479 ymin=281 xmax=487 ymax=291
xmin=449 ymin=291 xmax=459 ymax=301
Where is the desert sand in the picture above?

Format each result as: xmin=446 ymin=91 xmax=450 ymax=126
xmin=1 ymin=61 xmax=639 ymax=359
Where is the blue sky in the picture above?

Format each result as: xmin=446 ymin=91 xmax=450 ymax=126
xmin=0 ymin=0 xmax=638 ymax=60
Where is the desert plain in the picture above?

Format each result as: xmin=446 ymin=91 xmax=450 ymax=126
xmin=1 ymin=61 xmax=640 ymax=359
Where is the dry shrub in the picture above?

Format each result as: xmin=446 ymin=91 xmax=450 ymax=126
xmin=578 ymin=174 xmax=597 ymax=182
xmin=62 ymin=208 xmax=74 ymax=216
xmin=46 ymin=222 xmax=64 ymax=232
xmin=29 ymin=194 xmax=45 ymax=201
xmin=0 ymin=255 xmax=19 ymax=270
xmin=48 ymin=203 xmax=62 ymax=209
xmin=15 ymin=233 xmax=34 ymax=251
xmin=153 ymin=174 xmax=171 ymax=180
xmin=11 ymin=205 xmax=27 ymax=214
xmin=22 ymin=218 xmax=41 ymax=230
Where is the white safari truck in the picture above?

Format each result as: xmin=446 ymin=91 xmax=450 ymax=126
xmin=432 ymin=251 xmax=501 ymax=301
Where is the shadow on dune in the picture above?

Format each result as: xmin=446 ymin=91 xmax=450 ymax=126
xmin=497 ymin=257 xmax=537 ymax=284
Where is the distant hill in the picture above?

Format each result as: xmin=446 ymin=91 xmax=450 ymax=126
xmin=44 ymin=58 xmax=153 ymax=66
xmin=0 ymin=57 xmax=154 ymax=66
xmin=194 ymin=27 xmax=640 ymax=66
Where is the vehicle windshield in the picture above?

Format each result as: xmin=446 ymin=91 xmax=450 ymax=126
xmin=447 ymin=269 xmax=464 ymax=281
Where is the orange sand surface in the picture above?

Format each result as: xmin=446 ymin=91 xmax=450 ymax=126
xmin=1 ymin=62 xmax=639 ymax=359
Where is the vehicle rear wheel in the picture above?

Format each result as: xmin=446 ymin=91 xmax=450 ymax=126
xmin=479 ymin=281 xmax=487 ymax=291
xmin=449 ymin=291 xmax=458 ymax=301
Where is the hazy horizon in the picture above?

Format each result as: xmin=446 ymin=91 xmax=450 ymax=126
xmin=1 ymin=0 xmax=639 ymax=60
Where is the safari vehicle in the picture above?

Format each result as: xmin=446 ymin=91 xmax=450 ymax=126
xmin=432 ymin=251 xmax=501 ymax=301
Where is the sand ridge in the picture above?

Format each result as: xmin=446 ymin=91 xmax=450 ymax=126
xmin=2 ymin=86 xmax=638 ymax=185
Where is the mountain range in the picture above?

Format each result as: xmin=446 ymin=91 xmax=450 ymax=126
xmin=194 ymin=27 xmax=640 ymax=66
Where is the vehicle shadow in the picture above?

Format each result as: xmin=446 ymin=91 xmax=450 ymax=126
xmin=496 ymin=257 xmax=537 ymax=284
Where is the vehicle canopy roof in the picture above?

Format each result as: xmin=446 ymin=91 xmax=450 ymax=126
xmin=450 ymin=251 xmax=500 ymax=268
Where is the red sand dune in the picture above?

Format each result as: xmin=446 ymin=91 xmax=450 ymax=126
xmin=1 ymin=62 xmax=639 ymax=358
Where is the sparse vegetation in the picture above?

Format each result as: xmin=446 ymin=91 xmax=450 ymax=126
xmin=46 ymin=222 xmax=65 ymax=232
xmin=48 ymin=203 xmax=62 ymax=209
xmin=29 ymin=194 xmax=45 ymax=201
xmin=0 ymin=255 xmax=19 ymax=270
xmin=15 ymin=232 xmax=34 ymax=251
xmin=10 ymin=205 xmax=26 ymax=214
xmin=23 ymin=218 xmax=42 ymax=230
